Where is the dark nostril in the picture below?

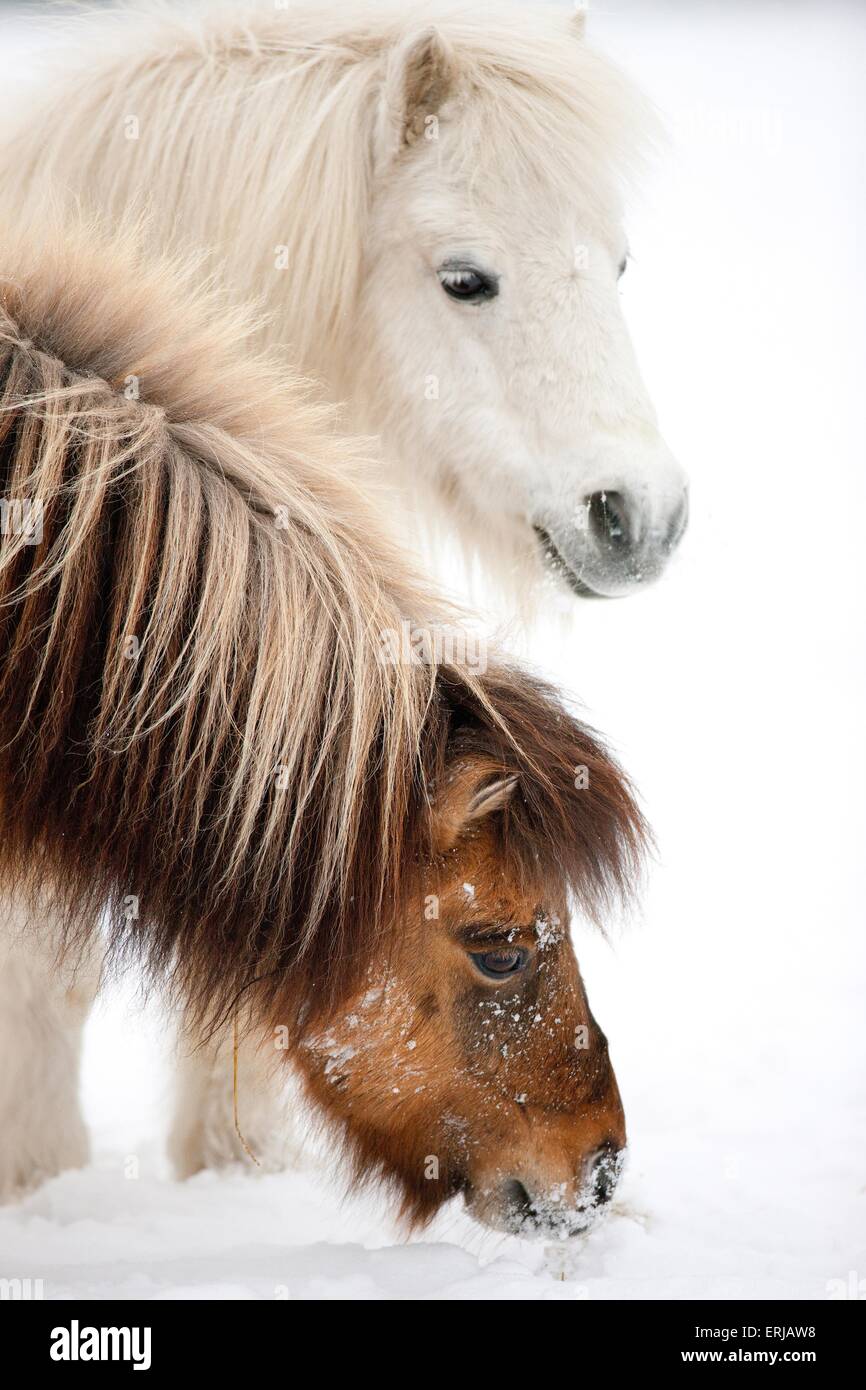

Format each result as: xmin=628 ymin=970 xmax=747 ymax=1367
xmin=589 ymin=1142 xmax=623 ymax=1206
xmin=501 ymin=1178 xmax=534 ymax=1222
xmin=587 ymin=490 xmax=630 ymax=552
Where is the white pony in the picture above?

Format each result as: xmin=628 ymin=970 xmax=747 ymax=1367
xmin=0 ymin=0 xmax=687 ymax=603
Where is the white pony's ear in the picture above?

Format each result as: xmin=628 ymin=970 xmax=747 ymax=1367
xmin=571 ymin=2 xmax=589 ymax=36
xmin=378 ymin=26 xmax=459 ymax=159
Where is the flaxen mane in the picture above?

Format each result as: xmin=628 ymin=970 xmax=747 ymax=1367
xmin=0 ymin=218 xmax=645 ymax=1039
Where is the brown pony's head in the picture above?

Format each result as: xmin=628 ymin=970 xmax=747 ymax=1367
xmin=296 ymin=669 xmax=645 ymax=1237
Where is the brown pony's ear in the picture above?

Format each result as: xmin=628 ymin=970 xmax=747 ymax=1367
xmin=433 ymin=759 xmax=518 ymax=855
xmin=467 ymin=773 xmax=519 ymax=821
xmin=432 ymin=664 xmax=650 ymax=922
xmin=380 ymin=27 xmax=459 ymax=154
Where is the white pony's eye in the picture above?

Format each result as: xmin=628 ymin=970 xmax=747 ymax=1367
xmin=618 ymin=255 xmax=628 ymax=280
xmin=438 ymin=263 xmax=499 ymax=303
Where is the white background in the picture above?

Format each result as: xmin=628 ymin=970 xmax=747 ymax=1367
xmin=0 ymin=0 xmax=864 ymax=1299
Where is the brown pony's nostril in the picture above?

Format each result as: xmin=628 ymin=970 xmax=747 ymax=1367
xmin=588 ymin=1142 xmax=624 ymax=1206
xmin=501 ymin=1178 xmax=534 ymax=1226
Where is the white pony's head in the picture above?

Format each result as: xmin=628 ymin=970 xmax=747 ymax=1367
xmin=0 ymin=0 xmax=686 ymax=602
xmin=354 ymin=6 xmax=688 ymax=599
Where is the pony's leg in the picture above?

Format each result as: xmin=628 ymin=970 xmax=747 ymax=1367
xmin=168 ymin=1016 xmax=304 ymax=1178
xmin=0 ymin=893 xmax=100 ymax=1200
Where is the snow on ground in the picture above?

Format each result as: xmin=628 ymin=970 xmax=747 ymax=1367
xmin=1 ymin=0 xmax=864 ymax=1299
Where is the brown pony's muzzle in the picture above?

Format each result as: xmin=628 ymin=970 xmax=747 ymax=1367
xmin=465 ymin=1066 xmax=628 ymax=1238
xmin=468 ymin=1136 xmax=626 ymax=1238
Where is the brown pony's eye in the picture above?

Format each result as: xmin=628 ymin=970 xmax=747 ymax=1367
xmin=471 ymin=948 xmax=528 ymax=980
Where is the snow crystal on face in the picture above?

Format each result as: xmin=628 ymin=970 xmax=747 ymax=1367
xmin=324 ymin=1044 xmax=356 ymax=1079
xmin=534 ymin=913 xmax=563 ymax=950
xmin=479 ymin=998 xmax=504 ymax=1017
xmin=462 ymin=882 xmax=475 ymax=899
xmin=302 ymin=1026 xmax=359 ymax=1083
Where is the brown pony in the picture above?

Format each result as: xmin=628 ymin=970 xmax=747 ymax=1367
xmin=0 ymin=217 xmax=646 ymax=1234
